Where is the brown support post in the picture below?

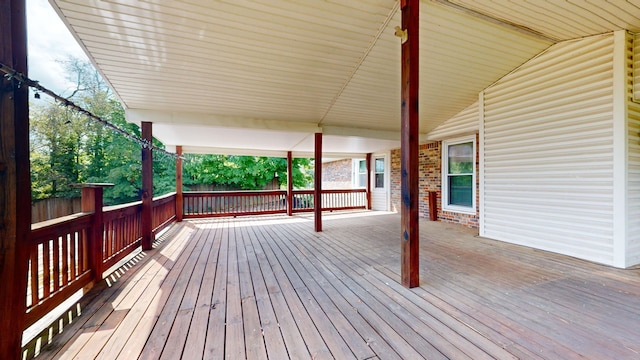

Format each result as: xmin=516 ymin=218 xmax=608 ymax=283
xmin=428 ymin=191 xmax=437 ymax=221
xmin=287 ymin=151 xmax=293 ymax=216
xmin=366 ymin=153 xmax=372 ymax=210
xmin=0 ymin=0 xmax=30 ymax=357
xmin=176 ymin=146 xmax=183 ymax=222
xmin=79 ymin=184 xmax=112 ymax=281
xmin=141 ymin=122 xmax=153 ymax=250
xmin=314 ymin=133 xmax=322 ymax=232
xmin=400 ymin=0 xmax=420 ymax=288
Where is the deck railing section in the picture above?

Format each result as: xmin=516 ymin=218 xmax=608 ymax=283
xmin=24 ymin=188 xmax=365 ymax=333
xmin=324 ymin=189 xmax=367 ymax=210
xmin=26 ymin=192 xmax=177 ymax=330
xmin=183 ymin=190 xmax=287 ymax=218
xmin=27 ymin=213 xmax=94 ymax=328
xmin=184 ymin=189 xmax=367 ymax=217
xmin=152 ymin=192 xmax=177 ymax=235
xmin=291 ymin=189 xmax=367 ymax=212
xmin=102 ymin=201 xmax=142 ymax=271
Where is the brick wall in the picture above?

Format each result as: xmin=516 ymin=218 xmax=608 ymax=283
xmin=322 ymin=159 xmax=353 ymax=189
xmin=390 ymin=138 xmax=479 ymax=229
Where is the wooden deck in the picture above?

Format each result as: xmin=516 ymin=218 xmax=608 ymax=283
xmin=30 ymin=211 xmax=640 ymax=359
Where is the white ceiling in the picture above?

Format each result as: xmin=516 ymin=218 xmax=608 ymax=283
xmin=49 ymin=0 xmax=640 ymax=157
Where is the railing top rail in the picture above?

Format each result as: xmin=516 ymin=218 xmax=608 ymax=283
xmin=290 ymin=189 xmax=365 ymax=193
xmin=292 ymin=189 xmax=314 ymax=194
xmin=104 ymin=201 xmax=142 ymax=212
xmin=153 ymin=192 xmax=177 ymax=201
xmin=184 ymin=190 xmax=287 ymax=196
xmin=319 ymin=189 xmax=366 ymax=193
xmin=31 ymin=212 xmax=92 ymax=232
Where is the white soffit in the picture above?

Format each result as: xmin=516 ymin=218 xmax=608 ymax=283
xmin=152 ymin=123 xmax=310 ymax=154
xmin=49 ymin=0 xmax=640 ymax=155
xmin=447 ymin=0 xmax=640 ymax=40
xmin=321 ymin=1 xmax=552 ymax=134
xmin=163 ymin=129 xmax=399 ymax=158
xmin=51 ymin=0 xmax=398 ymax=123
xmin=293 ymin=134 xmax=400 ymax=157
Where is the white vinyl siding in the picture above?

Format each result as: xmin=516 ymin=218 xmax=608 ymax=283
xmin=634 ymin=33 xmax=640 ymax=102
xmin=630 ymin=32 xmax=640 ymax=266
xmin=628 ymin=100 xmax=640 ymax=265
xmin=482 ymin=34 xmax=616 ymax=266
xmin=427 ymin=101 xmax=479 ymax=141
xmin=627 ymin=36 xmax=640 ymax=266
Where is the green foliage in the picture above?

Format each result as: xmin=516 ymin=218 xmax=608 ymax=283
xmin=30 ymin=102 xmax=85 ymax=198
xmin=447 ymin=142 xmax=473 ymax=174
xmin=29 ymin=57 xmax=311 ymax=205
xmin=30 ymin=57 xmax=176 ymax=205
xmin=184 ymin=155 xmax=312 ymax=190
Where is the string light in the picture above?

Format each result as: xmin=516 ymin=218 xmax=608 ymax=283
xmin=0 ymin=62 xmax=181 ymax=159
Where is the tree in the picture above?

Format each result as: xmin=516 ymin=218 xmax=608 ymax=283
xmin=30 ymin=57 xmax=310 ymax=206
xmin=183 ymin=155 xmax=312 ymax=190
xmin=30 ymin=100 xmax=86 ymax=198
xmin=30 ymin=57 xmax=176 ymax=205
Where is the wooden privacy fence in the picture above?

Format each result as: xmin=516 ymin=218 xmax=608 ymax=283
xmin=183 ymin=188 xmax=368 ymax=217
xmin=25 ymin=189 xmax=176 ymax=330
xmin=31 ymin=197 xmax=82 ymax=223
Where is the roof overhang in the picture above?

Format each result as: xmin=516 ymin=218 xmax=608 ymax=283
xmin=48 ymin=0 xmax=640 ymax=156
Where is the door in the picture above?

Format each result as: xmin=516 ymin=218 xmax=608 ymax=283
xmin=371 ymin=153 xmax=389 ymax=211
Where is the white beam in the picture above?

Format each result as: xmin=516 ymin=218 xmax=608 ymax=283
xmin=126 ymin=109 xmax=321 ymax=133
xmin=178 ymin=145 xmax=367 ymax=159
xmin=322 ymin=125 xmax=400 ymax=141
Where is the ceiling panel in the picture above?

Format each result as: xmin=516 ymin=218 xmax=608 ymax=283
xmin=49 ymin=0 xmax=640 ymax=155
xmin=447 ymin=0 xmax=640 ymax=40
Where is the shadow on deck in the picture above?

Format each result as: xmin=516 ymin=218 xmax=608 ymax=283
xmin=27 ymin=211 xmax=640 ymax=359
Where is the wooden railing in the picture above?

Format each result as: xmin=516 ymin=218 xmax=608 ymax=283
xmin=184 ymin=190 xmax=287 ymax=218
xmin=324 ymin=189 xmax=366 ymax=210
xmin=27 ymin=213 xmax=94 ymax=328
xmin=183 ymin=189 xmax=367 ymax=217
xmin=102 ymin=201 xmax=142 ymax=271
xmin=291 ymin=189 xmax=367 ymax=212
xmin=152 ymin=192 xmax=177 ymax=235
xmin=25 ymin=191 xmax=177 ymax=330
xmin=24 ymin=188 xmax=365 ymax=334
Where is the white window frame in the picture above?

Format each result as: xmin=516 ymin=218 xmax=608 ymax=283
xmin=442 ymin=136 xmax=476 ymax=214
xmin=374 ymin=157 xmax=385 ymax=189
xmin=352 ymin=159 xmax=367 ymax=188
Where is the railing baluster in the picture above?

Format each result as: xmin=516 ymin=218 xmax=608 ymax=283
xmin=61 ymin=234 xmax=69 ymax=287
xmin=29 ymin=246 xmax=38 ymax=306
xmin=43 ymin=240 xmax=50 ymax=298
xmin=53 ymin=236 xmax=60 ymax=292
xmin=69 ymin=233 xmax=77 ymax=281
xmin=80 ymin=229 xmax=87 ymax=273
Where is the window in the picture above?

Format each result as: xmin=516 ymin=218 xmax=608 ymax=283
xmin=355 ymin=159 xmax=367 ymax=188
xmin=442 ymin=137 xmax=475 ymax=213
xmin=375 ymin=158 xmax=385 ymax=188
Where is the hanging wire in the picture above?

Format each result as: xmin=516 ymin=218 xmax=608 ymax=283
xmin=1 ymin=61 xmax=181 ymax=159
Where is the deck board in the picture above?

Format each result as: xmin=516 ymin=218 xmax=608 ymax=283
xmin=241 ymin=222 xmax=289 ymax=360
xmin=246 ymin=222 xmax=311 ymax=359
xmin=31 ymin=212 xmax=640 ymax=360
xmin=202 ymin=220 xmax=228 ymax=360
xmin=182 ymin=221 xmax=220 ymax=359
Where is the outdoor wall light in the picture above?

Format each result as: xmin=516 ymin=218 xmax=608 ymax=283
xmin=394 ymin=26 xmax=408 ymax=44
